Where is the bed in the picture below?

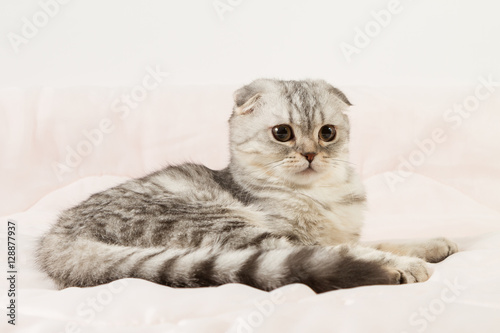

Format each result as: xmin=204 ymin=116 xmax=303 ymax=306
xmin=1 ymin=84 xmax=499 ymax=333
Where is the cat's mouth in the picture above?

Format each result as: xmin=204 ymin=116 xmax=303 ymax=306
xmin=298 ymin=165 xmax=316 ymax=175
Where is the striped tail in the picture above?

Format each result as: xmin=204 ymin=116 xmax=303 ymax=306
xmin=37 ymin=234 xmax=397 ymax=293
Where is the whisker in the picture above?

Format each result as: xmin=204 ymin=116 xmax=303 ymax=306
xmin=262 ymin=160 xmax=286 ymax=168
xmin=325 ymin=158 xmax=357 ymax=166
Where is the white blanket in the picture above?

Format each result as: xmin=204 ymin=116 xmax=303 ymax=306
xmin=1 ymin=85 xmax=500 ymax=333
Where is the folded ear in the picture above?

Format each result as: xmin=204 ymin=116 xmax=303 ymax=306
xmin=232 ymin=79 xmax=271 ymax=115
xmin=233 ymin=85 xmax=257 ymax=108
xmin=328 ymin=86 xmax=352 ymax=106
xmin=315 ymin=80 xmax=352 ymax=106
xmin=233 ymin=92 xmax=261 ymax=115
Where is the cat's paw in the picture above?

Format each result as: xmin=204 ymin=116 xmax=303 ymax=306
xmin=420 ymin=237 xmax=458 ymax=263
xmin=387 ymin=256 xmax=430 ymax=284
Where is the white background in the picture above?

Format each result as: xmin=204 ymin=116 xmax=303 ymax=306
xmin=1 ymin=0 xmax=499 ymax=87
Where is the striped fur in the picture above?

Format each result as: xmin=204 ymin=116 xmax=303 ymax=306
xmin=37 ymin=79 xmax=455 ymax=292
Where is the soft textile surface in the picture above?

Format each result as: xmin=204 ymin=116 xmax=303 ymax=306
xmin=1 ymin=85 xmax=500 ymax=333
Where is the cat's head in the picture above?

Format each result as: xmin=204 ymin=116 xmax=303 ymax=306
xmin=229 ymin=79 xmax=353 ymax=187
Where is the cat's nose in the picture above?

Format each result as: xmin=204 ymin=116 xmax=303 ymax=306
xmin=301 ymin=152 xmax=317 ymax=163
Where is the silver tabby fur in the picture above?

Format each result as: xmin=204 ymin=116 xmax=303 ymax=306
xmin=37 ymin=79 xmax=458 ymax=293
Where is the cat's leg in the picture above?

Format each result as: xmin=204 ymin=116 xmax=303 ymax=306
xmin=368 ymin=237 xmax=458 ymax=263
xmin=345 ymin=244 xmax=430 ymax=283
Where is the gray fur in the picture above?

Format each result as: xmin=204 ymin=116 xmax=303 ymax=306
xmin=37 ymin=79 xmax=457 ymax=292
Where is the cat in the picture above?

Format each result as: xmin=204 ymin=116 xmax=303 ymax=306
xmin=37 ymin=79 xmax=458 ymax=293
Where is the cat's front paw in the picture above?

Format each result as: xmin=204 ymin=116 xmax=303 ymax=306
xmin=387 ymin=256 xmax=430 ymax=284
xmin=420 ymin=237 xmax=458 ymax=263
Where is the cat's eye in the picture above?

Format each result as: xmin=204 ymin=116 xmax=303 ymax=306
xmin=272 ymin=124 xmax=294 ymax=142
xmin=319 ymin=125 xmax=337 ymax=142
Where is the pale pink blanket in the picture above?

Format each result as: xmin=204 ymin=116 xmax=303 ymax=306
xmin=1 ymin=85 xmax=499 ymax=332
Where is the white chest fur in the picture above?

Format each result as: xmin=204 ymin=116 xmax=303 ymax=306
xmin=292 ymin=179 xmax=366 ymax=245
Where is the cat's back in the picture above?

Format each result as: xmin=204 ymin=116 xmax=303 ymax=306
xmin=77 ymin=163 xmax=249 ymax=213
xmin=145 ymin=163 xmax=252 ymax=205
xmin=51 ymin=163 xmax=261 ymax=247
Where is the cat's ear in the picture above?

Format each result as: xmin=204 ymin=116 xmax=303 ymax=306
xmin=327 ymin=86 xmax=352 ymax=106
xmin=233 ymin=85 xmax=256 ymax=108
xmin=233 ymin=82 xmax=265 ymax=115
xmin=233 ymin=93 xmax=261 ymax=115
xmin=315 ymin=80 xmax=352 ymax=106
